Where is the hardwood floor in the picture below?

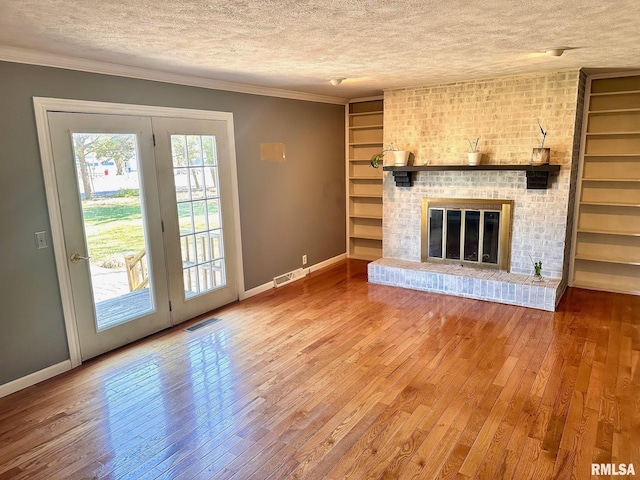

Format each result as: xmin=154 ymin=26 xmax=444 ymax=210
xmin=0 ymin=259 xmax=638 ymax=479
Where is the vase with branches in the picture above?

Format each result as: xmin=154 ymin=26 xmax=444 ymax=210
xmin=531 ymin=120 xmax=550 ymax=165
xmin=467 ymin=136 xmax=481 ymax=165
xmin=537 ymin=119 xmax=547 ymax=148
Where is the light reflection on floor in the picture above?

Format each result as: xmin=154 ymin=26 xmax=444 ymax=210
xmin=99 ymin=328 xmax=238 ymax=477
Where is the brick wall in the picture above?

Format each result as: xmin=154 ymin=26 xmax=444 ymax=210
xmin=383 ymin=70 xmax=583 ymax=280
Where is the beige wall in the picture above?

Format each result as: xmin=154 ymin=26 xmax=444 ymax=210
xmin=382 ymin=70 xmax=584 ymax=283
xmin=384 ymin=70 xmax=581 ymax=166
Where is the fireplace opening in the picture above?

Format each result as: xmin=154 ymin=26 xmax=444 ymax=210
xmin=421 ymin=198 xmax=513 ymax=270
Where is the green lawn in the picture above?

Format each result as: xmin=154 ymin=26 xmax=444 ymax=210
xmin=82 ymin=196 xmax=218 ymax=267
xmin=82 ymin=198 xmax=145 ymax=266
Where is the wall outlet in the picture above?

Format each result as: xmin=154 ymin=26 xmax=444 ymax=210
xmin=302 ymin=254 xmax=308 ymax=266
xmin=35 ymin=231 xmax=47 ymax=249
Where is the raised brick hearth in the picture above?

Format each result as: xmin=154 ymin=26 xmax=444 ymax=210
xmin=368 ymin=258 xmax=561 ymax=311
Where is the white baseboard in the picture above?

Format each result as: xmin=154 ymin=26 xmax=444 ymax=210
xmin=242 ymin=253 xmax=347 ymax=299
xmin=0 ymin=360 xmax=72 ymax=399
xmin=308 ymin=253 xmax=346 ymax=273
xmin=243 ymin=281 xmax=274 ymax=299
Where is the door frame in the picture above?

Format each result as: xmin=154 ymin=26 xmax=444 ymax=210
xmin=34 ymin=97 xmax=245 ymax=367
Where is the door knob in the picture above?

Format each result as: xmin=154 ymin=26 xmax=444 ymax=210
xmin=70 ymin=253 xmax=91 ymax=263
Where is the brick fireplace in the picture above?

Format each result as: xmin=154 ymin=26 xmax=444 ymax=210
xmin=367 ymin=70 xmax=587 ymax=311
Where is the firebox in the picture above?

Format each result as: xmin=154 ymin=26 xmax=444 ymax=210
xmin=421 ymin=198 xmax=514 ymax=271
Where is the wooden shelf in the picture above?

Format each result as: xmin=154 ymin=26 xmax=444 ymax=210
xmin=349 ymin=111 xmax=383 ymax=117
xmin=580 ymin=201 xmax=640 ymax=207
xmin=349 ymin=125 xmax=383 ymax=130
xmin=383 ymin=164 xmax=561 ymax=172
xmin=349 ymin=193 xmax=382 ymax=199
xmin=349 ymin=142 xmax=383 ymax=147
xmin=383 ymin=164 xmax=561 ymax=189
xmin=586 ymin=131 xmax=640 ymax=136
xmin=571 ymin=278 xmax=640 ymax=296
xmin=588 ymin=107 xmax=640 ymax=114
xmin=574 ymin=255 xmax=640 ymax=266
xmin=583 ymin=153 xmax=640 ymax=157
xmin=575 ymin=255 xmax=640 ymax=266
xmin=349 ymin=253 xmax=381 ymax=261
xmin=350 ymin=233 xmax=383 ymax=241
xmin=577 ymin=228 xmax=640 ymax=237
xmin=590 ymin=89 xmax=640 ymax=97
xmin=572 ymin=261 xmax=640 ymax=296
xmin=348 ymin=99 xmax=383 ymax=261
xmin=582 ymin=178 xmax=640 ymax=182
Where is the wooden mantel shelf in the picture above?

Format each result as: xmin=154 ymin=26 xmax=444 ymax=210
xmin=383 ymin=164 xmax=561 ymax=189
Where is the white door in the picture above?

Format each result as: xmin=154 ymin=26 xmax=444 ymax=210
xmin=48 ymin=112 xmax=171 ymax=360
xmin=153 ymin=117 xmax=238 ymax=324
xmin=47 ymin=111 xmax=239 ymax=360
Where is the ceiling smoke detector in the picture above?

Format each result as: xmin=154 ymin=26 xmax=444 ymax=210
xmin=546 ymin=48 xmax=565 ymax=57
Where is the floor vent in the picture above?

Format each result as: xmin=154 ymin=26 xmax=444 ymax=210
xmin=184 ymin=317 xmax=221 ymax=332
xmin=273 ymin=268 xmax=307 ymax=288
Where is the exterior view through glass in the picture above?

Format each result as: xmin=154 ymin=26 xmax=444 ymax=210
xmin=72 ymin=132 xmax=154 ymax=330
xmin=170 ymin=134 xmax=227 ymax=299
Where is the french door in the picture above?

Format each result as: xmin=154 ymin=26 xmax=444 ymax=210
xmin=46 ymin=110 xmax=238 ymax=360
xmin=153 ymin=117 xmax=238 ymax=324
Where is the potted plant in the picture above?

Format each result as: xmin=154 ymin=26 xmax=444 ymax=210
xmin=467 ymin=137 xmax=482 ymax=166
xmin=531 ymin=119 xmax=550 ymax=165
xmin=529 ymin=255 xmax=543 ymax=282
xmin=370 ymin=144 xmax=410 ymax=168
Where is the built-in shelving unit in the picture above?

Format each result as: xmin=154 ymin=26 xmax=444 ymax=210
xmin=347 ymin=98 xmax=383 ymax=261
xmin=570 ymin=73 xmax=640 ymax=295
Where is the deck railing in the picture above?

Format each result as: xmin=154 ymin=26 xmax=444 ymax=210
xmin=124 ymin=249 xmax=149 ymax=292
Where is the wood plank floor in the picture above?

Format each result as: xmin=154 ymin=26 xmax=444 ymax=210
xmin=0 ymin=259 xmax=638 ymax=479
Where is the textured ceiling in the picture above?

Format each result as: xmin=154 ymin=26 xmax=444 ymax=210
xmin=1 ymin=0 xmax=640 ymax=100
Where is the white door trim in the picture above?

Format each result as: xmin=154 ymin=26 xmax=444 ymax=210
xmin=33 ymin=97 xmax=245 ymax=367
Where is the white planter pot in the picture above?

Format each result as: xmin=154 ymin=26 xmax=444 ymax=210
xmin=390 ymin=150 xmax=410 ymax=166
xmin=468 ymin=152 xmax=482 ymax=166
xmin=531 ymin=148 xmax=550 ymax=165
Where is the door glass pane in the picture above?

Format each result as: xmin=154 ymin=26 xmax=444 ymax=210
xmin=445 ymin=210 xmax=462 ymax=260
xmin=428 ymin=208 xmax=443 ymax=258
xmin=207 ymin=199 xmax=221 ymax=229
xmin=464 ymin=211 xmax=480 ymax=262
xmin=483 ymin=212 xmax=501 ymax=264
xmin=177 ymin=203 xmax=194 ymax=234
xmin=192 ymin=200 xmax=207 ymax=232
xmin=190 ymin=168 xmax=206 ymax=200
xmin=209 ymin=230 xmax=223 ymax=259
xmin=72 ymin=133 xmax=154 ymax=330
xmin=171 ymin=134 xmax=227 ymax=299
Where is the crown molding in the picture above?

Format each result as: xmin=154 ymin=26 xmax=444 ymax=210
xmin=0 ymin=45 xmax=348 ymax=105
xmin=349 ymin=95 xmax=384 ymax=103
xmin=583 ymin=68 xmax=640 ymax=80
